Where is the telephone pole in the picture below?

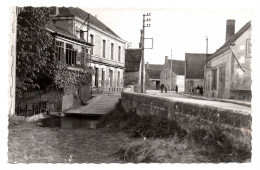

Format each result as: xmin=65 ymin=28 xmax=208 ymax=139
xmin=140 ymin=13 xmax=151 ymax=93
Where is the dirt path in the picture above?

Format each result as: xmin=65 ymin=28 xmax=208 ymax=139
xmin=8 ymin=123 xmax=132 ymax=163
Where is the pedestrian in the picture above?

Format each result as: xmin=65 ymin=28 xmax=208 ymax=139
xmin=200 ymin=85 xmax=203 ymax=95
xmin=175 ymin=85 xmax=178 ymax=94
xmin=165 ymin=84 xmax=168 ymax=93
xmin=196 ymin=85 xmax=200 ymax=94
xmin=160 ymin=84 xmax=164 ymax=93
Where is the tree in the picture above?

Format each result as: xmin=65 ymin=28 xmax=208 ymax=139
xmin=16 ymin=7 xmax=56 ymax=97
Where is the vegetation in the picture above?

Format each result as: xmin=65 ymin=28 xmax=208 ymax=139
xmin=16 ymin=7 xmax=56 ymax=97
xmin=16 ymin=7 xmax=94 ymax=97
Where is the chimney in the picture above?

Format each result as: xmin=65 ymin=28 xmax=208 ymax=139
xmin=50 ymin=7 xmax=59 ymax=16
xmin=146 ymin=62 xmax=149 ymax=69
xmin=226 ymin=20 xmax=235 ymax=42
xmin=165 ymin=56 xmax=168 ymax=62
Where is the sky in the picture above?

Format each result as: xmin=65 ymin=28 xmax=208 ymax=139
xmin=84 ymin=8 xmax=252 ymax=64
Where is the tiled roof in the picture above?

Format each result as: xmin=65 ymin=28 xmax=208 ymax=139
xmin=125 ymin=49 xmax=142 ymax=72
xmin=208 ymin=21 xmax=251 ymax=61
xmin=46 ymin=22 xmax=93 ymax=46
xmin=146 ymin=64 xmax=163 ymax=70
xmin=146 ymin=69 xmax=162 ymax=79
xmin=57 ymin=7 xmax=122 ymax=40
xmin=167 ymin=59 xmax=185 ymax=75
xmin=185 ymin=53 xmax=207 ymax=79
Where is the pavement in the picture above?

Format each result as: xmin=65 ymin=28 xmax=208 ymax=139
xmin=63 ymin=93 xmax=121 ymax=116
xmin=146 ymin=90 xmax=251 ymax=114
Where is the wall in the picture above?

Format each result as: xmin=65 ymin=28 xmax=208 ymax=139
xmin=177 ymin=75 xmax=185 ymax=92
xmin=121 ymin=92 xmax=251 ymax=151
xmin=185 ymin=78 xmax=204 ymax=93
xmin=204 ymin=50 xmax=232 ymax=99
xmin=160 ymin=68 xmax=177 ymax=90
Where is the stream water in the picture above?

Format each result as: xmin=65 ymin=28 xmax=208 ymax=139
xmin=39 ymin=115 xmax=102 ymax=129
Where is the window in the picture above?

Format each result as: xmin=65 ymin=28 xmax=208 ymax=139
xmin=111 ymin=43 xmax=114 ymax=60
xmin=65 ymin=44 xmax=77 ymax=65
xmin=211 ymin=69 xmax=217 ymax=90
xmin=103 ymin=40 xmax=106 ymax=58
xmin=90 ymin=34 xmax=94 ymax=54
xmin=117 ymin=71 xmax=120 ymax=87
xmin=118 ymin=46 xmax=121 ymax=62
xmin=55 ymin=41 xmax=64 ymax=61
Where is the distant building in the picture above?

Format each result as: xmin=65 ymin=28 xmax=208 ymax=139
xmin=160 ymin=56 xmax=185 ymax=91
xmin=185 ymin=53 xmax=207 ymax=93
xmin=124 ymin=49 xmax=142 ymax=92
xmin=145 ymin=63 xmax=163 ymax=90
xmin=204 ymin=20 xmax=252 ymax=100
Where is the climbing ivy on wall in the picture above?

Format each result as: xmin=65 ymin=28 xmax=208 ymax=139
xmin=54 ymin=62 xmax=94 ymax=95
xmin=16 ymin=7 xmax=56 ymax=97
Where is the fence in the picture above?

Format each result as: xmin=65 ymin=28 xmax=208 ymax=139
xmin=15 ymin=101 xmax=47 ymax=117
xmin=91 ymin=87 xmax=123 ymax=95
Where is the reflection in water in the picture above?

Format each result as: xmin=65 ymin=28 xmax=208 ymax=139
xmin=40 ymin=116 xmax=101 ymax=129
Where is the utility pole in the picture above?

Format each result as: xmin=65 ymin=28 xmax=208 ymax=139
xmin=140 ymin=13 xmax=151 ymax=93
xmin=205 ymin=36 xmax=208 ymax=66
xmin=170 ymin=49 xmax=172 ymax=90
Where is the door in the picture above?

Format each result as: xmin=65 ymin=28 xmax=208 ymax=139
xmin=218 ymin=66 xmax=226 ymax=98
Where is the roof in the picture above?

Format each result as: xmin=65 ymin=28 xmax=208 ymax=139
xmin=57 ymin=7 xmax=122 ymax=40
xmin=208 ymin=21 xmax=251 ymax=61
xmin=146 ymin=69 xmax=162 ymax=79
xmin=167 ymin=59 xmax=185 ymax=75
xmin=185 ymin=53 xmax=207 ymax=79
xmin=46 ymin=22 xmax=93 ymax=46
xmin=125 ymin=49 xmax=142 ymax=72
xmin=145 ymin=64 xmax=163 ymax=70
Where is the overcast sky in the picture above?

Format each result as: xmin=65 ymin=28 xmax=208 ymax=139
xmin=84 ymin=8 xmax=252 ymax=64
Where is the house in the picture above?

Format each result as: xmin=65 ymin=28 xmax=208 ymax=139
xmin=185 ymin=53 xmax=207 ymax=93
xmin=204 ymin=20 xmax=252 ymax=100
xmin=124 ymin=48 xmax=142 ymax=92
xmin=15 ymin=7 xmax=126 ymax=113
xmin=160 ymin=56 xmax=185 ymax=92
xmin=145 ymin=63 xmax=163 ymax=90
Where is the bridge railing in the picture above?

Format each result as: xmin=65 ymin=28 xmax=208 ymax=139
xmin=15 ymin=101 xmax=47 ymax=117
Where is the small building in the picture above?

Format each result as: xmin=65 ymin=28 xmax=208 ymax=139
xmin=160 ymin=56 xmax=185 ymax=92
xmin=185 ymin=53 xmax=207 ymax=93
xmin=124 ymin=48 xmax=142 ymax=92
xmin=204 ymin=20 xmax=252 ymax=100
xmin=145 ymin=63 xmax=163 ymax=90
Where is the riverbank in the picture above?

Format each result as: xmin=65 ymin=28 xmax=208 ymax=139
xmin=8 ymin=116 xmax=132 ymax=163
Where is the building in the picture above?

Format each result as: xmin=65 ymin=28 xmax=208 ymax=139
xmin=204 ymin=20 xmax=252 ymax=100
xmin=160 ymin=56 xmax=185 ymax=91
xmin=124 ymin=48 xmax=142 ymax=92
xmin=185 ymin=53 xmax=207 ymax=93
xmin=145 ymin=63 xmax=163 ymax=90
xmin=15 ymin=7 xmax=126 ymax=114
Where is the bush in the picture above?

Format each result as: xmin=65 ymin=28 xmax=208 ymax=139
xmin=116 ymin=138 xmax=198 ymax=163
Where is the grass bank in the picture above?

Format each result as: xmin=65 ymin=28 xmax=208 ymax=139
xmin=8 ymin=116 xmax=132 ymax=163
xmin=100 ymin=100 xmax=251 ymax=163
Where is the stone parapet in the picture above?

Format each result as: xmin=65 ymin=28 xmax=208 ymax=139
xmin=121 ymin=92 xmax=251 ymax=150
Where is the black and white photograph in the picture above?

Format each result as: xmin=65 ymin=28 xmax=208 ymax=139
xmin=1 ymin=0 xmax=260 ymax=169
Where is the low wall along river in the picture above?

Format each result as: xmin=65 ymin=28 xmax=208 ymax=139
xmin=121 ymin=92 xmax=252 ymax=150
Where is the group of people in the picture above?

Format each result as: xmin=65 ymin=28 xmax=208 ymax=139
xmin=160 ymin=84 xmax=179 ymax=94
xmin=195 ymin=85 xmax=203 ymax=95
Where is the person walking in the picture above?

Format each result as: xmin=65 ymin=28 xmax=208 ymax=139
xmin=175 ymin=85 xmax=178 ymax=94
xmin=165 ymin=84 xmax=168 ymax=93
xmin=160 ymin=84 xmax=164 ymax=93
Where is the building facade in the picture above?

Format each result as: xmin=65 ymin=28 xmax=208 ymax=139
xmin=145 ymin=63 xmax=163 ymax=90
xmin=124 ymin=48 xmax=142 ymax=92
xmin=53 ymin=7 xmax=126 ymax=93
xmin=185 ymin=53 xmax=206 ymax=93
xmin=204 ymin=20 xmax=252 ymax=100
xmin=160 ymin=56 xmax=185 ymax=91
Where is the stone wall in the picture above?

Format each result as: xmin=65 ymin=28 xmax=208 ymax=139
xmin=121 ymin=92 xmax=251 ymax=150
